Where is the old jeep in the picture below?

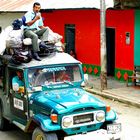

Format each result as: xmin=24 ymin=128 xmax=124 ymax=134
xmin=0 ymin=53 xmax=121 ymax=140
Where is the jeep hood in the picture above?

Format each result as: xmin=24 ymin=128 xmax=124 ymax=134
xmin=30 ymin=88 xmax=105 ymax=114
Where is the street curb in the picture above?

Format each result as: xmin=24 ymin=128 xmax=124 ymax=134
xmin=85 ymin=88 xmax=140 ymax=108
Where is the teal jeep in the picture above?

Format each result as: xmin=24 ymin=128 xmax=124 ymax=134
xmin=0 ymin=53 xmax=121 ymax=140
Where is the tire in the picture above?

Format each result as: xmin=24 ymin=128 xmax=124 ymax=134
xmin=32 ymin=127 xmax=58 ymax=140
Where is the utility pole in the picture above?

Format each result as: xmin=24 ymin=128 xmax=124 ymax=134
xmin=100 ymin=0 xmax=107 ymax=90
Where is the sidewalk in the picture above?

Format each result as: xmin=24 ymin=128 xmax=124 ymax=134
xmin=85 ymin=75 xmax=140 ymax=108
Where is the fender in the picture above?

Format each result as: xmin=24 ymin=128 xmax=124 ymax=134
xmin=106 ymin=109 xmax=117 ymax=122
xmin=33 ymin=114 xmax=61 ymax=132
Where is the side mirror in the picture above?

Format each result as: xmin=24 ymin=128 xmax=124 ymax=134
xmin=81 ymin=74 xmax=89 ymax=87
xmin=84 ymin=74 xmax=89 ymax=84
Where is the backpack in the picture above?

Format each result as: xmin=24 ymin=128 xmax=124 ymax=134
xmin=12 ymin=19 xmax=23 ymax=30
xmin=22 ymin=16 xmax=27 ymax=26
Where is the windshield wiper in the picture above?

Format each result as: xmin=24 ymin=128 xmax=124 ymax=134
xmin=31 ymin=86 xmax=42 ymax=91
xmin=41 ymin=85 xmax=54 ymax=91
xmin=63 ymin=80 xmax=74 ymax=86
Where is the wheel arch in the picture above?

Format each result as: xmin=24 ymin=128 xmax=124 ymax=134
xmin=25 ymin=119 xmax=40 ymax=133
xmin=25 ymin=114 xmax=61 ymax=133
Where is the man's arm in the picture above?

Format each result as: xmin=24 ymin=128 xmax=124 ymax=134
xmin=26 ymin=15 xmax=40 ymax=26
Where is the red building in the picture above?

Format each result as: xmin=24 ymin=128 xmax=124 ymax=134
xmin=42 ymin=9 xmax=140 ymax=81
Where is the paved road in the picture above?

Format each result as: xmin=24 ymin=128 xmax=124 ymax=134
xmin=94 ymin=94 xmax=140 ymax=140
xmin=0 ymin=94 xmax=140 ymax=140
xmin=0 ymin=127 xmax=30 ymax=140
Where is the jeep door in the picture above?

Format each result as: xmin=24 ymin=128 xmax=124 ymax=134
xmin=9 ymin=68 xmax=28 ymax=124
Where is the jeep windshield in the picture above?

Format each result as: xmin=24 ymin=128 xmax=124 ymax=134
xmin=28 ymin=65 xmax=82 ymax=88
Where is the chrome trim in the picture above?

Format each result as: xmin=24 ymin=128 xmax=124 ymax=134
xmin=62 ymin=110 xmax=105 ymax=129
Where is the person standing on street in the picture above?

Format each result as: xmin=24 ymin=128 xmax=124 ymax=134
xmin=23 ymin=2 xmax=48 ymax=61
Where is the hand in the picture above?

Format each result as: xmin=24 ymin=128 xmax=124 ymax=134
xmin=18 ymin=86 xmax=24 ymax=93
xmin=35 ymin=15 xmax=40 ymax=20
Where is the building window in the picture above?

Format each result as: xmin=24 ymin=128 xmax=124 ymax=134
xmin=126 ymin=32 xmax=130 ymax=45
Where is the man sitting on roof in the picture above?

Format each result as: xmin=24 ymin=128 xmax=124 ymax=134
xmin=22 ymin=2 xmax=49 ymax=61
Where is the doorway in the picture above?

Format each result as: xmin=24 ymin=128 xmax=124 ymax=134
xmin=65 ymin=24 xmax=75 ymax=54
xmin=106 ymin=28 xmax=115 ymax=76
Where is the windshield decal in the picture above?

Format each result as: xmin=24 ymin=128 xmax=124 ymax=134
xmin=42 ymin=67 xmax=66 ymax=72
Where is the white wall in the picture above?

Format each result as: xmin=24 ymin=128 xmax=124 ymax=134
xmin=0 ymin=12 xmax=25 ymax=30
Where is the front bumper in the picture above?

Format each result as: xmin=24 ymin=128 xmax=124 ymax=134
xmin=64 ymin=129 xmax=122 ymax=140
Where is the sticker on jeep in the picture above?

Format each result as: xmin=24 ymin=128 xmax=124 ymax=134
xmin=42 ymin=67 xmax=66 ymax=72
xmin=13 ymin=98 xmax=24 ymax=110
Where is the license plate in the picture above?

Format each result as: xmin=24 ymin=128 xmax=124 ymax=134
xmin=107 ymin=123 xmax=121 ymax=134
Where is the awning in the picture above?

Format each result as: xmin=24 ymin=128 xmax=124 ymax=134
xmin=39 ymin=0 xmax=114 ymax=10
xmin=0 ymin=0 xmax=139 ymax=12
xmin=0 ymin=0 xmax=114 ymax=12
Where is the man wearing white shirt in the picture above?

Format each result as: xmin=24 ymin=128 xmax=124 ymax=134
xmin=23 ymin=2 xmax=48 ymax=61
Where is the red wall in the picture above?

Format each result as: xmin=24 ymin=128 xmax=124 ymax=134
xmin=42 ymin=10 xmax=100 ymax=65
xmin=42 ymin=9 xmax=134 ymax=70
xmin=106 ymin=10 xmax=134 ymax=70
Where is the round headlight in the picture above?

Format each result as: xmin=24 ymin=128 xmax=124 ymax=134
xmin=63 ymin=117 xmax=73 ymax=128
xmin=96 ymin=111 xmax=105 ymax=122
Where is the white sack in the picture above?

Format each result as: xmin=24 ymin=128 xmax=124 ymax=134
xmin=0 ymin=31 xmax=7 ymax=55
xmin=23 ymin=38 xmax=41 ymax=45
xmin=47 ymin=27 xmax=63 ymax=43
xmin=6 ymin=29 xmax=23 ymax=48
xmin=0 ymin=26 xmax=13 ymax=55
xmin=55 ymin=41 xmax=65 ymax=52
xmin=41 ymin=27 xmax=63 ymax=44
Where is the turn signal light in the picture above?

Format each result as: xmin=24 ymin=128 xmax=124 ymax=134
xmin=50 ymin=114 xmax=58 ymax=123
xmin=106 ymin=105 xmax=111 ymax=112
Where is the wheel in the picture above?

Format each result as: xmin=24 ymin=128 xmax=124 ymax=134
xmin=32 ymin=127 xmax=58 ymax=140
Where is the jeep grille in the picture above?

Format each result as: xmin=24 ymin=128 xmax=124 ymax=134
xmin=73 ymin=113 xmax=94 ymax=125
